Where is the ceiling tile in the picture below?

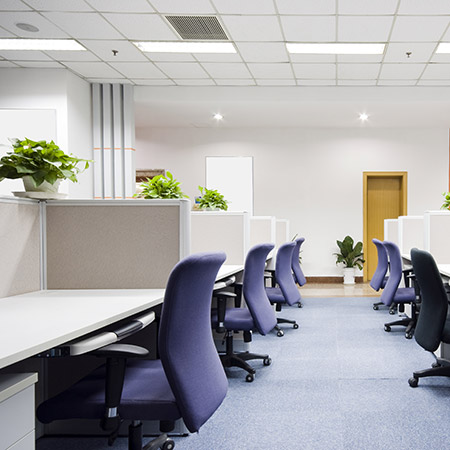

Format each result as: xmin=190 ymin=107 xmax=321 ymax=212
xmin=421 ymin=63 xmax=450 ymax=79
xmin=63 ymin=61 xmax=124 ymax=78
xmin=384 ymin=43 xmax=437 ymax=63
xmin=281 ymin=16 xmax=336 ymax=42
xmin=0 ymin=12 xmax=69 ymax=38
xmin=276 ymin=0 xmax=335 ymax=14
xmin=390 ymin=16 xmax=450 ymax=42
xmin=296 ymin=79 xmax=336 ymax=85
xmin=44 ymin=49 xmax=101 ymax=62
xmin=0 ymin=27 xmax=14 ymax=37
xmin=174 ymin=79 xmax=216 ymax=86
xmin=0 ymin=61 xmax=20 ymax=67
xmin=0 ymin=1 xmax=32 ymax=11
xmin=338 ymin=16 xmax=393 ymax=42
xmin=338 ymin=0 xmax=398 ymax=15
xmin=131 ymin=79 xmax=175 ymax=85
xmin=379 ymin=63 xmax=426 ymax=79
xmin=88 ymin=78 xmax=133 ymax=84
xmin=155 ymin=62 xmax=209 ymax=78
xmin=86 ymin=0 xmax=154 ymax=13
xmin=149 ymin=0 xmax=215 ymax=14
xmin=102 ymin=13 xmax=177 ymax=40
xmin=293 ymin=63 xmax=336 ymax=79
xmin=42 ymin=12 xmax=124 ymax=39
xmin=221 ymin=15 xmax=283 ymax=41
xmin=236 ymin=43 xmax=289 ymax=62
xmin=398 ymin=0 xmax=450 ymax=14
xmin=147 ymin=53 xmax=195 ymax=62
xmin=0 ymin=50 xmax=53 ymax=61
xmin=338 ymin=63 xmax=380 ymax=79
xmin=24 ymin=0 xmax=93 ymax=11
xmin=377 ymin=79 xmax=417 ymax=85
xmin=194 ymin=53 xmax=242 ymax=63
xmin=201 ymin=62 xmax=252 ymax=78
xmin=431 ymin=53 xmax=450 ymax=63
xmin=440 ymin=26 xmax=450 ymax=41
xmin=80 ymin=40 xmax=147 ymax=61
xmin=338 ymin=80 xmax=377 ymax=85
xmin=290 ymin=54 xmax=335 ymax=63
xmin=17 ymin=61 xmax=64 ymax=68
xmin=212 ymin=0 xmax=276 ymax=14
xmin=248 ymin=63 xmax=293 ymax=79
xmin=417 ymin=79 xmax=450 ymax=85
xmin=109 ymin=61 xmax=166 ymax=78
xmin=215 ymin=79 xmax=256 ymax=86
xmin=256 ymin=79 xmax=296 ymax=86
xmin=337 ymin=54 xmax=383 ymax=63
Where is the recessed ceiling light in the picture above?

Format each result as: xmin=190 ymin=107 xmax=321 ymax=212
xmin=15 ymin=23 xmax=39 ymax=33
xmin=0 ymin=39 xmax=86 ymax=51
xmin=213 ymin=113 xmax=223 ymax=120
xmin=359 ymin=113 xmax=369 ymax=121
xmin=286 ymin=43 xmax=385 ymax=55
xmin=436 ymin=43 xmax=450 ymax=53
xmin=133 ymin=41 xmax=236 ymax=54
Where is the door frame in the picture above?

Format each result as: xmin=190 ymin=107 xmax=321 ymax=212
xmin=363 ymin=171 xmax=408 ymax=281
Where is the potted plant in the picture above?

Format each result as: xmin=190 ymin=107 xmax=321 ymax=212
xmin=441 ymin=192 xmax=450 ymax=210
xmin=334 ymin=235 xmax=365 ymax=284
xmin=0 ymin=138 xmax=90 ymax=194
xmin=197 ymin=186 xmax=229 ymax=211
xmin=135 ymin=171 xmax=188 ymax=199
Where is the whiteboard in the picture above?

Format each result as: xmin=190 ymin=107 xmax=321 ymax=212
xmin=206 ymin=156 xmax=253 ymax=214
xmin=0 ymin=109 xmax=57 ymax=196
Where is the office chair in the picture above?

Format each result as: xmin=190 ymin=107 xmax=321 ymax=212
xmin=408 ymin=248 xmax=450 ymax=387
xmin=381 ymin=241 xmax=417 ymax=339
xmin=212 ymin=244 xmax=276 ymax=382
xmin=265 ymin=241 xmax=301 ymax=331
xmin=37 ymin=252 xmax=228 ymax=450
xmin=370 ymin=239 xmax=389 ymax=311
xmin=291 ymin=237 xmax=306 ymax=308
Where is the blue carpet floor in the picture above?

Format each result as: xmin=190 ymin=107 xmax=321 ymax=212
xmin=37 ymin=297 xmax=450 ymax=450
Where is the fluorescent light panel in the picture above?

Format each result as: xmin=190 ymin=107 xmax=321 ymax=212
xmin=436 ymin=43 xmax=450 ymax=53
xmin=286 ymin=43 xmax=385 ymax=55
xmin=0 ymin=39 xmax=85 ymax=51
xmin=134 ymin=41 xmax=236 ymax=54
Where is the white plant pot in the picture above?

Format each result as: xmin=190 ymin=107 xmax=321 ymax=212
xmin=343 ymin=267 xmax=355 ymax=285
xmin=23 ymin=176 xmax=61 ymax=193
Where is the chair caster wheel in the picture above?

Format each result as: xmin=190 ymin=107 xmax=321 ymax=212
xmin=432 ymin=362 xmax=441 ymax=368
xmin=405 ymin=332 xmax=413 ymax=339
xmin=162 ymin=440 xmax=175 ymax=450
xmin=263 ymin=357 xmax=272 ymax=366
xmin=389 ymin=309 xmax=396 ymax=315
xmin=408 ymin=377 xmax=418 ymax=388
xmin=384 ymin=325 xmax=391 ymax=332
xmin=245 ymin=373 xmax=254 ymax=382
xmin=293 ymin=323 xmax=299 ymax=329
xmin=277 ymin=330 xmax=284 ymax=337
xmin=297 ymin=302 xmax=303 ymax=308
xmin=373 ymin=305 xmax=379 ymax=310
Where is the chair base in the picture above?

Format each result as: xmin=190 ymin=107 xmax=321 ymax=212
xmin=220 ymin=351 xmax=271 ymax=382
xmin=384 ymin=315 xmax=416 ymax=339
xmin=276 ymin=317 xmax=299 ymax=331
xmin=409 ymin=358 xmax=450 ymax=387
xmin=129 ymin=422 xmax=174 ymax=450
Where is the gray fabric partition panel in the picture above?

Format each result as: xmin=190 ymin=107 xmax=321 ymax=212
xmin=0 ymin=200 xmax=41 ymax=298
xmin=46 ymin=205 xmax=180 ymax=289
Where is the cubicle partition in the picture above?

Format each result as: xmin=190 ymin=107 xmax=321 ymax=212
xmin=191 ymin=211 xmax=249 ymax=265
xmin=384 ymin=219 xmax=399 ymax=244
xmin=398 ymin=215 xmax=424 ymax=256
xmin=424 ymin=210 xmax=450 ymax=264
xmin=275 ymin=219 xmax=290 ymax=248
xmin=249 ymin=216 xmax=276 ymax=248
xmin=0 ymin=197 xmax=42 ymax=298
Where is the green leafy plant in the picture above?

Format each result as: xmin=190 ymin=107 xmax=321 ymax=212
xmin=197 ymin=186 xmax=229 ymax=210
xmin=441 ymin=192 xmax=450 ymax=210
xmin=136 ymin=171 xmax=188 ymax=199
xmin=0 ymin=138 xmax=90 ymax=187
xmin=334 ymin=235 xmax=365 ymax=269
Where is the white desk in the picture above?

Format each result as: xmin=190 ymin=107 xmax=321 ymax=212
xmin=217 ymin=265 xmax=243 ymax=280
xmin=0 ymin=289 xmax=165 ymax=371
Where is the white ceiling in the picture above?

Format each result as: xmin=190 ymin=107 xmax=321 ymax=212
xmin=2 ymin=0 xmax=450 ymax=87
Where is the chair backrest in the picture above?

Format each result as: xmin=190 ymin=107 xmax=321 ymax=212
xmin=411 ymin=248 xmax=448 ymax=352
xmin=276 ymin=241 xmax=301 ymax=306
xmin=369 ymin=239 xmax=389 ymax=291
xmin=243 ymin=243 xmax=278 ymax=335
xmin=380 ymin=241 xmax=403 ymax=306
xmin=292 ymin=237 xmax=307 ymax=286
xmin=158 ymin=252 xmax=228 ymax=433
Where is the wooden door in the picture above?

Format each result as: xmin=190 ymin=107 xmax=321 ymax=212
xmin=363 ymin=172 xmax=407 ymax=281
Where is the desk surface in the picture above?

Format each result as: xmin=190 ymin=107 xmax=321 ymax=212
xmin=0 ymin=289 xmax=165 ymax=370
xmin=217 ymin=264 xmax=243 ymax=280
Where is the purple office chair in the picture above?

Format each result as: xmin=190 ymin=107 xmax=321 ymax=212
xmin=370 ymin=239 xmax=389 ymax=311
xmin=291 ymin=237 xmax=306 ymax=308
xmin=266 ymin=241 xmax=301 ymax=332
xmin=212 ymin=244 xmax=276 ymax=382
xmin=37 ymin=252 xmax=228 ymax=450
xmin=381 ymin=241 xmax=418 ymax=339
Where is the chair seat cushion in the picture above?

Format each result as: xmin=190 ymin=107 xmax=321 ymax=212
xmin=265 ymin=287 xmax=284 ymax=303
xmin=212 ymin=307 xmax=254 ymax=331
xmin=441 ymin=316 xmax=450 ymax=344
xmin=393 ymin=287 xmax=415 ymax=303
xmin=37 ymin=360 xmax=181 ymax=424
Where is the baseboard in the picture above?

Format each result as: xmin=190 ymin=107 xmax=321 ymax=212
xmin=306 ymin=276 xmax=364 ymax=284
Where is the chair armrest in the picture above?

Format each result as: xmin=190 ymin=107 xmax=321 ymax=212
xmin=264 ymin=269 xmax=277 ymax=287
xmin=402 ymin=267 xmax=413 ymax=287
xmin=215 ymin=290 xmax=236 ymax=333
xmin=234 ymin=282 xmax=243 ymax=307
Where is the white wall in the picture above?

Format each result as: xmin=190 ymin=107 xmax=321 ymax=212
xmin=0 ymin=68 xmax=93 ymax=198
xmin=135 ymin=126 xmax=448 ymax=276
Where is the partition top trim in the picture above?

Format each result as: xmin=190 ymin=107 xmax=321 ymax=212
xmin=46 ymin=199 xmax=190 ymax=207
xmin=0 ymin=195 xmax=39 ymax=205
xmin=191 ymin=211 xmax=248 ymax=216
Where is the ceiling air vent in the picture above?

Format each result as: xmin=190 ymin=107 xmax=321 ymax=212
xmin=165 ymin=16 xmax=229 ymax=40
